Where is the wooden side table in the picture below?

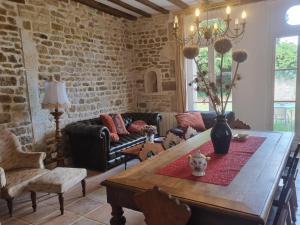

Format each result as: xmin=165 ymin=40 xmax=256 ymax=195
xmin=122 ymin=142 xmax=164 ymax=170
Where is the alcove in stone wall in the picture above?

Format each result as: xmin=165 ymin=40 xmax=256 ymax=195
xmin=144 ymin=69 xmax=162 ymax=93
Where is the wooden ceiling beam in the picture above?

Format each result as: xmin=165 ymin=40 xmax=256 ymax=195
xmin=76 ymin=0 xmax=137 ymax=20
xmin=107 ymin=0 xmax=151 ymax=17
xmin=134 ymin=0 xmax=169 ymax=14
xmin=8 ymin=0 xmax=25 ymax=3
xmin=167 ymin=0 xmax=189 ymax=9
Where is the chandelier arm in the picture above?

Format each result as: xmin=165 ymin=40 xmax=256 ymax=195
xmin=225 ymin=28 xmax=245 ymax=39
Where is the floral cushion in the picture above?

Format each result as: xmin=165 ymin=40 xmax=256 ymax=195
xmin=184 ymin=126 xmax=198 ymax=140
xmin=28 ymin=167 xmax=87 ymax=194
xmin=112 ymin=114 xmax=129 ymax=135
xmin=175 ymin=112 xmax=206 ymax=131
xmin=1 ymin=168 xmax=49 ymax=198
xmin=100 ymin=114 xmax=119 ymax=142
xmin=162 ymin=132 xmax=184 ymax=150
xmin=128 ymin=120 xmax=147 ymax=134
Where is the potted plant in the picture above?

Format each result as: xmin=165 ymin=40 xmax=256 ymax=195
xmin=184 ymin=38 xmax=248 ymax=154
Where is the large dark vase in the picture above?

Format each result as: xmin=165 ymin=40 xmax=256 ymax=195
xmin=210 ymin=115 xmax=232 ymax=154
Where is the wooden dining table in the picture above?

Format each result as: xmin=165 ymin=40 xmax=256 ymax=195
xmin=101 ymin=129 xmax=294 ymax=225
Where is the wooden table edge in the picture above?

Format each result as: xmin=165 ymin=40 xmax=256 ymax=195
xmin=101 ymin=179 xmax=265 ymax=225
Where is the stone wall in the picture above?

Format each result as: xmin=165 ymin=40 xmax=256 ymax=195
xmin=131 ymin=14 xmax=177 ymax=112
xmin=0 ymin=0 xmax=178 ymax=164
xmin=0 ymin=1 xmax=33 ymax=150
xmin=0 ymin=0 xmax=136 ymax=164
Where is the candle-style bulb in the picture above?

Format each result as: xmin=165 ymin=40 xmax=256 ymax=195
xmin=214 ymin=23 xmax=218 ymax=30
xmin=235 ymin=18 xmax=239 ymax=25
xmin=190 ymin=25 xmax=195 ymax=32
xmin=174 ymin=16 xmax=179 ymax=24
xmin=226 ymin=6 xmax=231 ymax=15
xmin=241 ymin=10 xmax=247 ymax=20
xmin=195 ymin=8 xmax=200 ymax=17
xmin=174 ymin=16 xmax=179 ymax=29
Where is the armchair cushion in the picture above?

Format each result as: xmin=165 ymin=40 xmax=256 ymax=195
xmin=0 ymin=129 xmax=46 ymax=170
xmin=1 ymin=168 xmax=49 ymax=198
xmin=17 ymin=152 xmax=46 ymax=169
xmin=0 ymin=167 xmax=6 ymax=188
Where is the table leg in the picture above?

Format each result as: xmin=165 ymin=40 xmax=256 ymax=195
xmin=58 ymin=193 xmax=64 ymax=215
xmin=110 ymin=204 xmax=126 ymax=225
xmin=124 ymin=155 xmax=127 ymax=170
xmin=81 ymin=179 xmax=86 ymax=197
xmin=6 ymin=197 xmax=13 ymax=217
xmin=31 ymin=191 xmax=37 ymax=212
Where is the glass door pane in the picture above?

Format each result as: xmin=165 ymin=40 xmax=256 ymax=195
xmin=215 ymin=50 xmax=232 ymax=111
xmin=194 ymin=47 xmax=209 ymax=111
xmin=273 ymin=36 xmax=298 ymax=131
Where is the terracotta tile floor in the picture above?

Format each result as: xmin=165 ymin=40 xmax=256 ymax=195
xmin=0 ymin=159 xmax=299 ymax=225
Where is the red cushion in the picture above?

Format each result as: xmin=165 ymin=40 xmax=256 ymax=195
xmin=128 ymin=120 xmax=147 ymax=133
xmin=175 ymin=112 xmax=206 ymax=131
xmin=112 ymin=114 xmax=129 ymax=135
xmin=100 ymin=114 xmax=119 ymax=142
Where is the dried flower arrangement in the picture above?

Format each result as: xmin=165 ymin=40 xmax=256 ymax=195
xmin=185 ymin=38 xmax=248 ymax=115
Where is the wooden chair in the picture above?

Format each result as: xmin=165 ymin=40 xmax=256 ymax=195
xmin=134 ymin=186 xmax=191 ymax=225
xmin=268 ymin=157 xmax=296 ymax=225
xmin=0 ymin=129 xmax=47 ymax=216
xmin=282 ymin=143 xmax=299 ymax=222
xmin=230 ymin=119 xmax=251 ymax=129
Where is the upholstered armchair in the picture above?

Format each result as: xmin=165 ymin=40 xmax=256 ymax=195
xmin=0 ymin=129 xmax=48 ymax=216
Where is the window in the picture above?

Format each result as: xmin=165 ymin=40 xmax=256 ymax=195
xmin=193 ymin=47 xmax=209 ymax=111
xmin=286 ymin=5 xmax=300 ymax=26
xmin=188 ymin=46 xmax=233 ymax=112
xmin=273 ymin=36 xmax=298 ymax=131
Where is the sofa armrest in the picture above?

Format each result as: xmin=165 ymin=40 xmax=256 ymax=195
xmin=0 ymin=167 xmax=6 ymax=188
xmin=122 ymin=112 xmax=162 ymax=134
xmin=64 ymin=123 xmax=110 ymax=170
xmin=17 ymin=152 xmax=46 ymax=169
xmin=201 ymin=111 xmax=235 ymax=129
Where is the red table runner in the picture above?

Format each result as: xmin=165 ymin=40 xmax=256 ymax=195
xmin=157 ymin=136 xmax=266 ymax=186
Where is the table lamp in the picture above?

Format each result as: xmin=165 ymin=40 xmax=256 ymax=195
xmin=42 ymin=79 xmax=71 ymax=166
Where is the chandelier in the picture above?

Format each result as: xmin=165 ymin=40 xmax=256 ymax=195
xmin=173 ymin=1 xmax=247 ymax=46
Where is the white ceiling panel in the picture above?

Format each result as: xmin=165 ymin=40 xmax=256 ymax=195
xmin=149 ymin=0 xmax=180 ymax=11
xmin=96 ymin=0 xmax=140 ymax=17
xmin=122 ymin=0 xmax=160 ymax=15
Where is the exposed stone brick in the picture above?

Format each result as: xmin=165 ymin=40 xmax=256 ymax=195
xmin=0 ymin=95 xmax=11 ymax=103
xmin=23 ymin=21 xmax=31 ymax=30
xmin=0 ymin=24 xmax=17 ymax=31
xmin=0 ymin=113 xmax=11 ymax=124
xmin=0 ymin=52 xmax=6 ymax=62
xmin=13 ymin=96 xmax=26 ymax=103
xmin=0 ymin=77 xmax=17 ymax=86
xmin=0 ymin=7 xmax=7 ymax=16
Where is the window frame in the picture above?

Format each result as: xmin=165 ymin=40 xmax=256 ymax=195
xmin=186 ymin=45 xmax=233 ymax=111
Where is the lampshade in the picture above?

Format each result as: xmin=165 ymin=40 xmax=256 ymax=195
xmin=42 ymin=81 xmax=71 ymax=110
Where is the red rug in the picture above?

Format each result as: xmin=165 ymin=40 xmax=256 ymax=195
xmin=157 ymin=136 xmax=266 ymax=186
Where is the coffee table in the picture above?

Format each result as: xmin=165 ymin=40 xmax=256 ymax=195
xmin=122 ymin=142 xmax=164 ymax=169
